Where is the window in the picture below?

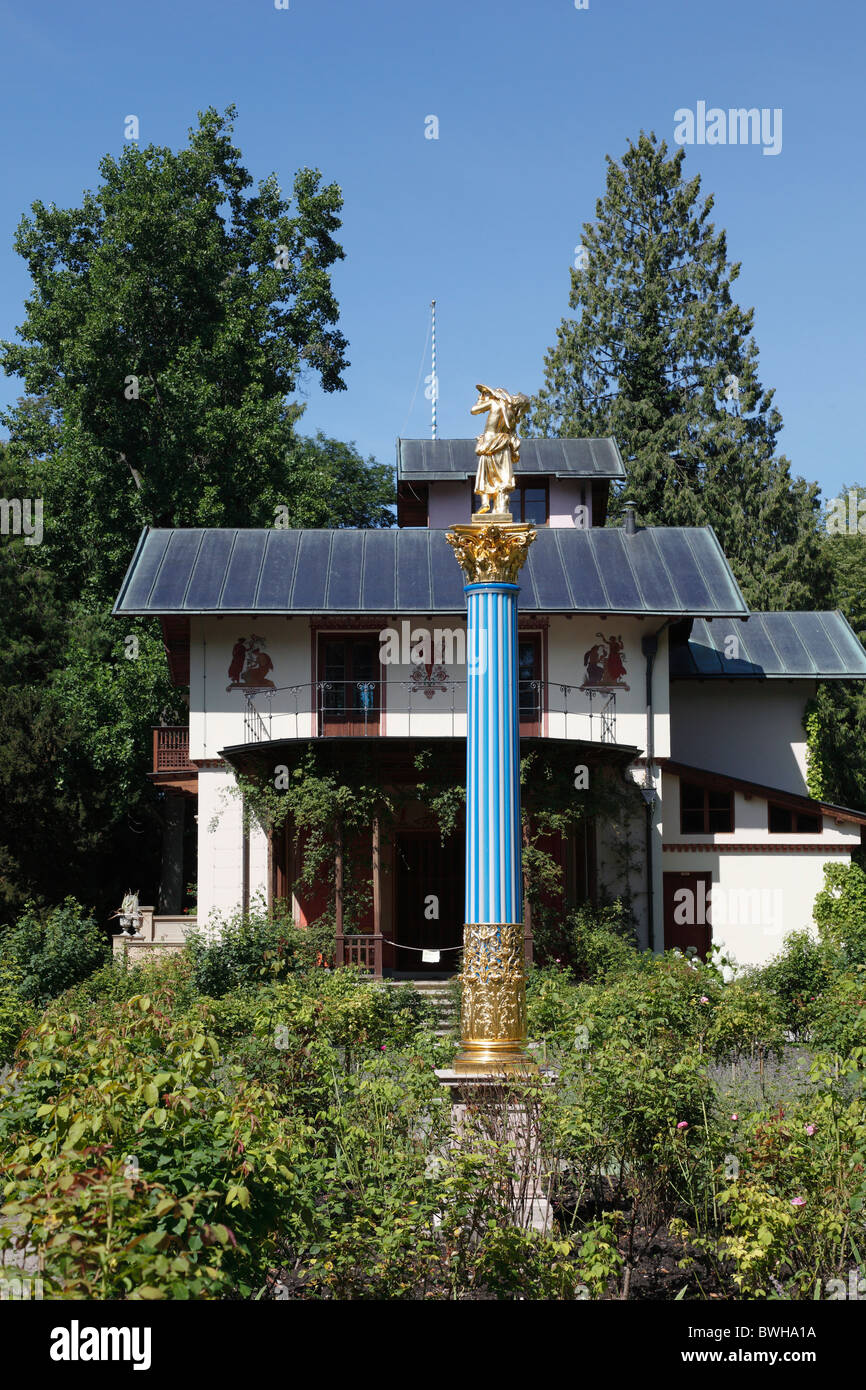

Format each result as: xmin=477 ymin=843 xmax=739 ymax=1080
xmin=768 ymin=803 xmax=822 ymax=834
xmin=475 ymin=479 xmax=549 ymax=524
xmin=516 ymin=481 xmax=548 ymax=525
xmin=680 ymin=780 xmax=734 ymax=834
xmin=518 ymin=635 xmax=542 ymax=734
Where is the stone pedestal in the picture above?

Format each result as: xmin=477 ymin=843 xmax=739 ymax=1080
xmin=435 ymin=1067 xmax=554 ymax=1233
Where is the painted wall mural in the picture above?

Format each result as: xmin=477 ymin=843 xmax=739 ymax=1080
xmin=226 ymin=634 xmax=276 ymax=692
xmin=581 ymin=633 xmax=629 ymax=690
xmin=408 ymin=660 xmax=450 ymax=699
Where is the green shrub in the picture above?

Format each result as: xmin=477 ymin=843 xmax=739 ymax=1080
xmin=0 ymin=963 xmax=38 ymax=1064
xmin=758 ymin=930 xmax=836 ymax=1039
xmin=184 ymin=907 xmax=298 ymax=996
xmin=532 ymin=899 xmax=639 ymax=979
xmin=0 ymin=898 xmax=109 ymax=1007
xmin=52 ymin=953 xmax=200 ymax=1030
xmin=567 ymin=900 xmax=640 ymax=981
xmin=0 ymin=1158 xmax=234 ymax=1300
xmin=0 ymin=993 xmax=305 ymax=1297
xmin=814 ymin=861 xmax=866 ymax=967
xmin=472 ymin=1225 xmax=583 ymax=1299
xmin=705 ymin=975 xmax=787 ymax=1064
xmin=808 ymin=967 xmax=866 ymax=1055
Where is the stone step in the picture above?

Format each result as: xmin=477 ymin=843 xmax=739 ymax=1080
xmin=383 ymin=977 xmax=459 ymax=1036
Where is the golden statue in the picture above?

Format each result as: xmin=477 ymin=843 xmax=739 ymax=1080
xmin=470 ymin=384 xmax=531 ymax=519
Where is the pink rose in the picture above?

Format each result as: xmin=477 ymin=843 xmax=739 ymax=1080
xmin=677 ymin=1121 xmax=689 ymax=1130
xmin=790 ymin=1197 xmax=806 ymax=1208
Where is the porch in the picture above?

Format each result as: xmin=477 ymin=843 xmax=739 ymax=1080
xmin=222 ymin=737 xmax=628 ymax=979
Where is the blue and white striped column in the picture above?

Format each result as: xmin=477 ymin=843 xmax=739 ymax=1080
xmin=452 ymin=571 xmax=532 ymax=1073
xmin=465 ymin=582 xmax=522 ymax=926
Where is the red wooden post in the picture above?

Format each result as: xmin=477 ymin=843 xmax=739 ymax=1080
xmin=371 ymin=817 xmax=382 ymax=977
xmin=335 ymin=818 xmax=344 ymax=963
xmin=522 ymin=820 xmax=534 ymax=963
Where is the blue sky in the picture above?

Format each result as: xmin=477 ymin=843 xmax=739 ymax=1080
xmin=0 ymin=0 xmax=863 ymax=502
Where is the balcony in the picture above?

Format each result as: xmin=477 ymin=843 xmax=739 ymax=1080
xmin=240 ymin=680 xmax=618 ymax=745
xmin=152 ymin=726 xmax=197 ymax=775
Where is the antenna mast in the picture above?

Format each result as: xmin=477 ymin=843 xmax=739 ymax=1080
xmin=431 ymin=298 xmax=437 ymax=439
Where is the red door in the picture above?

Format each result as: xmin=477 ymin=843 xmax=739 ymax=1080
xmin=663 ymin=871 xmax=712 ymax=959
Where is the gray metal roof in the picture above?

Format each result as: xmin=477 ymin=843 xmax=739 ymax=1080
xmin=670 ymin=612 xmax=866 ymax=680
xmin=396 ymin=437 xmax=627 ymax=481
xmin=113 ymin=525 xmax=748 ymax=618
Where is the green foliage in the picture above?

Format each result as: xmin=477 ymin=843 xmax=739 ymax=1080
xmin=0 ymin=106 xmax=358 ymax=604
xmin=3 ymin=937 xmax=865 ymax=1301
xmin=0 ymin=898 xmax=109 ymax=1007
xmin=808 ymin=968 xmax=866 ymax=1055
xmin=0 ymin=1160 xmax=234 ymax=1300
xmin=801 ymin=488 xmax=866 ymax=815
xmin=674 ymin=1053 xmax=866 ymax=1298
xmin=527 ymin=131 xmax=828 ymax=611
xmin=813 ymin=861 xmax=866 ymax=966
xmin=0 ymin=962 xmax=38 ymax=1064
xmin=803 ymin=701 xmax=829 ymax=800
xmin=704 ymin=976 xmax=787 ymax=1065
xmin=0 ymin=990 xmax=303 ymax=1298
xmin=472 ymin=1225 xmax=583 ymax=1300
xmin=757 ymin=930 xmax=836 ymax=1039
xmin=277 ymin=432 xmax=395 ymax=530
xmin=184 ymin=906 xmax=298 ymax=997
xmin=530 ymin=900 xmax=640 ymax=979
xmin=0 ymin=111 xmax=394 ymax=919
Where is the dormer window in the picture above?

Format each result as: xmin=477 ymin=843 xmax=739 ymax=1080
xmin=516 ymin=481 xmax=549 ymax=526
xmin=472 ymin=478 xmax=550 ymax=524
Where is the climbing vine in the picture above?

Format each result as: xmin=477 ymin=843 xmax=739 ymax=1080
xmin=213 ymin=740 xmax=643 ymax=949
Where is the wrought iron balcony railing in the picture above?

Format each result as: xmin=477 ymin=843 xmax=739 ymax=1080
xmin=241 ymin=680 xmax=618 ymax=745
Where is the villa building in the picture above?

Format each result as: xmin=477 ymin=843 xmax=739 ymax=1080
xmin=113 ymin=437 xmax=866 ymax=971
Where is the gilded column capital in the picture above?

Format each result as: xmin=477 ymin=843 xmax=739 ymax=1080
xmin=445 ymin=521 xmax=537 ymax=585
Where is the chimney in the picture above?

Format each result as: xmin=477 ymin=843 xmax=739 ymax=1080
xmin=622 ymin=499 xmax=638 ymax=535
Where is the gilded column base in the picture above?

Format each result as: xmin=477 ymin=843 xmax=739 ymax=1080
xmin=454 ymin=922 xmax=536 ymax=1075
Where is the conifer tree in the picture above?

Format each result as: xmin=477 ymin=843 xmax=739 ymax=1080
xmin=528 ymin=133 xmax=828 ymax=611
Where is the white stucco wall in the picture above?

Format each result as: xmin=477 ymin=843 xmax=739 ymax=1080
xmin=427 ymin=481 xmax=472 ymax=527
xmin=188 ymin=615 xmax=665 ymax=753
xmin=549 ymin=478 xmax=590 ymax=528
xmin=196 ymin=765 xmax=269 ymax=932
xmin=658 ymin=848 xmax=845 ymax=969
xmin=670 ymin=681 xmax=815 ymax=795
xmin=546 ymin=617 xmax=668 ymax=756
xmin=658 ymin=770 xmax=860 ymax=967
xmin=660 ymin=775 xmax=856 ymax=849
xmin=426 ymin=477 xmax=593 ymax=528
xmin=189 ymin=618 xmax=314 ymax=759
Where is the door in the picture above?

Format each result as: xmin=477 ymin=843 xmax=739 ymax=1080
xmin=318 ymin=635 xmax=381 ymax=736
xmin=663 ymin=871 xmax=713 ymax=959
xmin=394 ymin=831 xmax=464 ymax=973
